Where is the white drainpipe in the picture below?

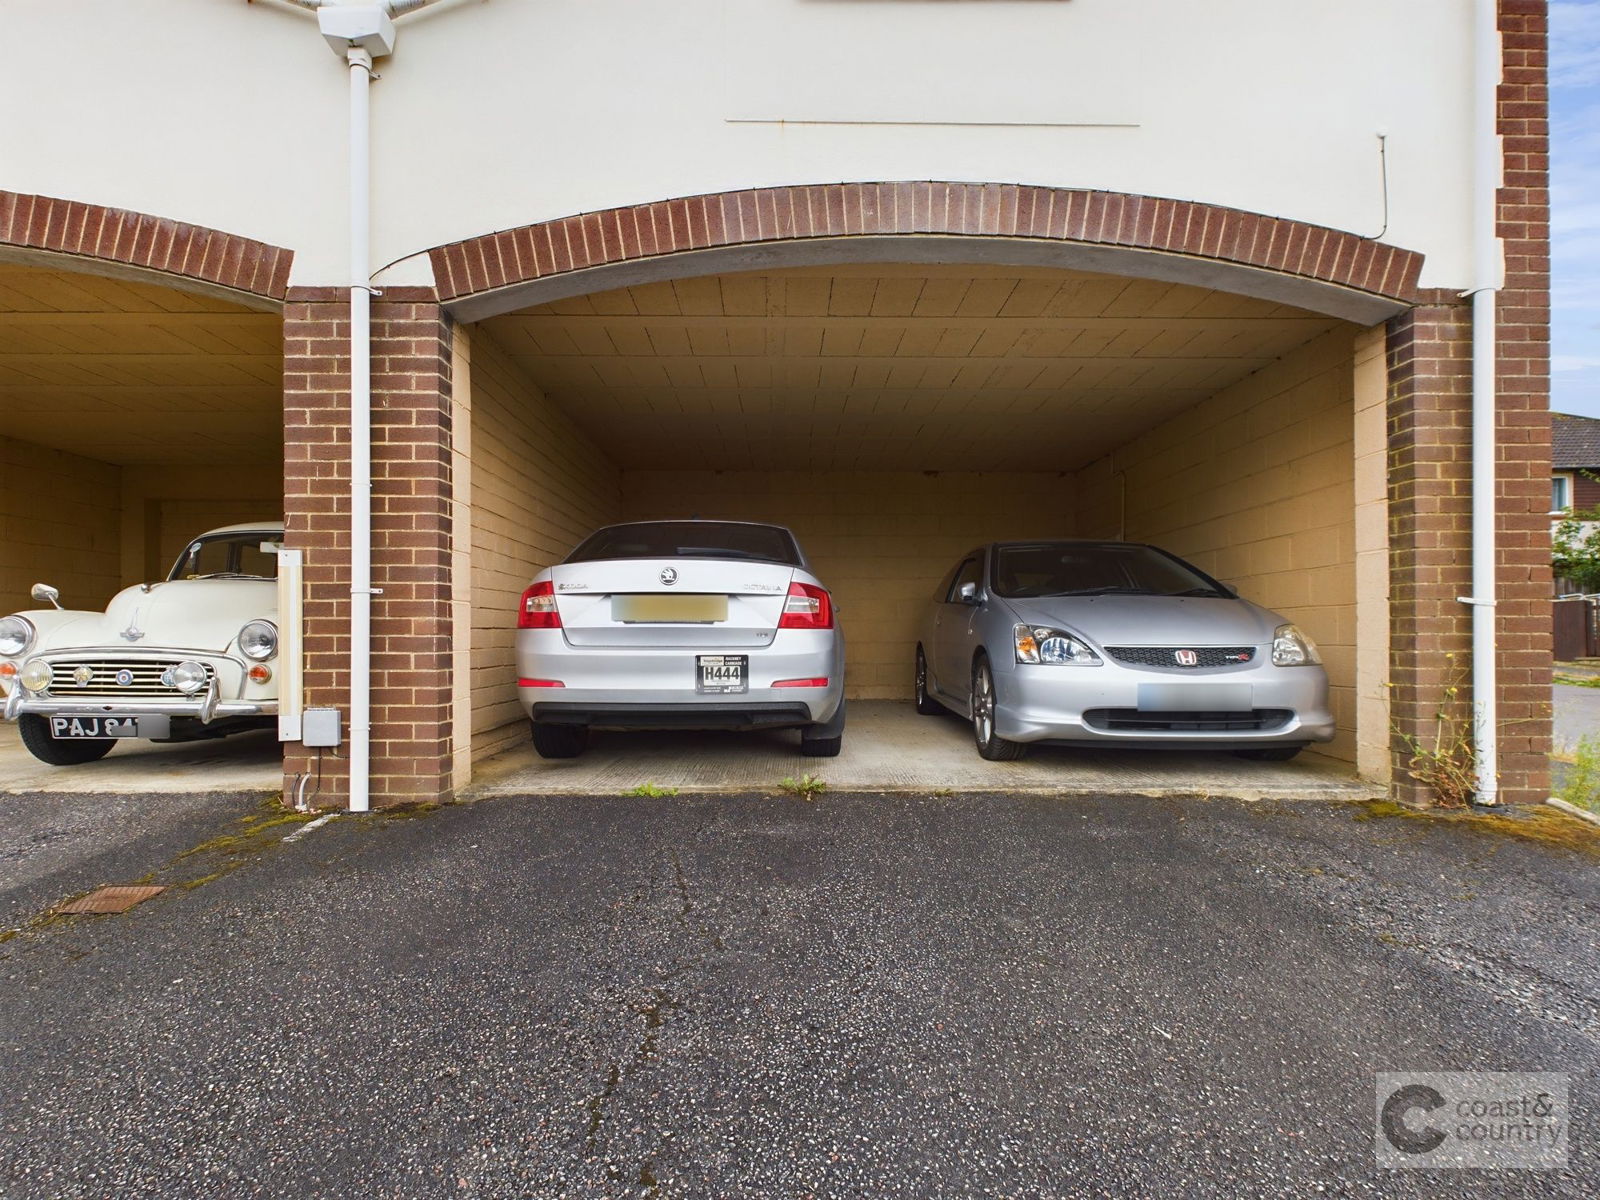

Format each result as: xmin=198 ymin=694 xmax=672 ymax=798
xmin=345 ymin=42 xmax=376 ymax=813
xmin=1465 ymin=0 xmax=1504 ymax=806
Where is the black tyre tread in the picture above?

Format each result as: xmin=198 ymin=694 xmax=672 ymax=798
xmin=531 ymin=722 xmax=588 ymax=759
xmin=17 ymin=714 xmax=115 ymax=766
xmin=799 ymin=734 xmax=843 ymax=758
xmin=914 ymin=647 xmax=943 ymax=715
xmin=971 ymin=659 xmax=1028 ymax=761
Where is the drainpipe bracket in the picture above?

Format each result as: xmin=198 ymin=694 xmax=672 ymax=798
xmin=1456 ymin=596 xmax=1497 ymax=607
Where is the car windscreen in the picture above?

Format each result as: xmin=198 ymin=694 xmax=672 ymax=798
xmin=566 ymin=522 xmax=804 ymax=567
xmin=992 ymin=543 xmax=1229 ymax=599
xmin=168 ymin=532 xmax=283 ymax=581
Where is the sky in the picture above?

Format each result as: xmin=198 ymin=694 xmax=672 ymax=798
xmin=1552 ymin=1 xmax=1600 ymax=418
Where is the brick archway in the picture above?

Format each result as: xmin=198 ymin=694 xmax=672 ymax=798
xmin=0 ymin=190 xmax=292 ymax=308
xmin=430 ymin=183 xmax=1423 ymax=323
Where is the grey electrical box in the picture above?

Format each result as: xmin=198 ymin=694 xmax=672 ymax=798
xmin=302 ymin=708 xmax=343 ymax=748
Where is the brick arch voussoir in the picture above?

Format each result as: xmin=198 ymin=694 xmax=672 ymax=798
xmin=0 ymin=190 xmax=292 ymax=306
xmin=430 ymin=183 xmax=1424 ymax=309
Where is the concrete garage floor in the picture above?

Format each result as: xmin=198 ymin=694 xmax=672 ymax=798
xmin=0 ymin=701 xmax=1373 ymax=801
xmin=0 ymin=722 xmax=281 ymax=795
xmin=471 ymin=700 xmax=1377 ymax=801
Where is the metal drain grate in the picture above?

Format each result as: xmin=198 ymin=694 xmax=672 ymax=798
xmin=55 ymin=885 xmax=167 ymax=915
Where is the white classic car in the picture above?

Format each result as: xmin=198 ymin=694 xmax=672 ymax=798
xmin=0 ymin=522 xmax=284 ymax=765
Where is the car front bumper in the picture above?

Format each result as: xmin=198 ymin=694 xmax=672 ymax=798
xmin=992 ymin=658 xmax=1334 ymax=747
xmin=516 ymin=629 xmax=844 ymax=728
xmin=2 ymin=680 xmax=275 ymax=725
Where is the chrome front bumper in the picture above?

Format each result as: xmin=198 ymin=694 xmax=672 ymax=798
xmin=2 ymin=678 xmax=275 ymax=725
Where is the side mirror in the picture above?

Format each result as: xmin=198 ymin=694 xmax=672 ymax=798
xmin=1222 ymin=583 xmax=1240 ymax=599
xmin=30 ymin=583 xmax=61 ymax=610
xmin=958 ymin=581 xmax=980 ymax=604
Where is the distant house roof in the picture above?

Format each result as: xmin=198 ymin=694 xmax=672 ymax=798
xmin=1553 ymin=413 xmax=1600 ymax=469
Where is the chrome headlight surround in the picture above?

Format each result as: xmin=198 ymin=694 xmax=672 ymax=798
xmin=1271 ymin=623 xmax=1323 ymax=666
xmin=238 ymin=620 xmax=279 ymax=661
xmin=0 ymin=615 xmax=35 ymax=658
xmin=1015 ymin=623 xmax=1102 ymax=666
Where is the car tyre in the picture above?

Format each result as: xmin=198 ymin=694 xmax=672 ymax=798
xmin=914 ymin=646 xmax=943 ymax=715
xmin=801 ymin=699 xmax=845 ymax=757
xmin=18 ymin=714 xmax=115 ymax=766
xmin=971 ymin=657 xmax=1027 ymax=761
xmin=1233 ymin=745 xmax=1305 ymax=762
xmin=531 ymin=721 xmax=588 ymax=759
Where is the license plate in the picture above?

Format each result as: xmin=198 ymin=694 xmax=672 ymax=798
xmin=614 ymin=594 xmax=729 ymax=623
xmin=696 ymin=654 xmax=748 ymax=694
xmin=1137 ymin=683 xmax=1252 ymax=712
xmin=49 ymin=715 xmax=139 ymax=739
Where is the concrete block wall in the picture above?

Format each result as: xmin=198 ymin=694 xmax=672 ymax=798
xmin=620 ymin=470 xmax=1076 ymax=700
xmin=0 ymin=435 xmax=121 ymax=612
xmin=467 ymin=329 xmax=621 ymax=760
xmin=1073 ymin=328 xmax=1361 ymax=763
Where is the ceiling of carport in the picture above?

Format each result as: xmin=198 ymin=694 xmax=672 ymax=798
xmin=0 ymin=263 xmax=282 ymax=467
xmin=481 ymin=264 xmax=1349 ymax=473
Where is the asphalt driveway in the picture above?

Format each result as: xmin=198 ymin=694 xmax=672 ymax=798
xmin=1 ymin=789 xmax=1596 ymax=1198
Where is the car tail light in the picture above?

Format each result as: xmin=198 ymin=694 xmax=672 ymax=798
xmin=518 ymin=678 xmax=565 ymax=688
xmin=772 ymin=677 xmax=829 ymax=688
xmin=778 ymin=581 xmax=833 ymax=630
xmin=518 ymin=581 xmax=561 ymax=629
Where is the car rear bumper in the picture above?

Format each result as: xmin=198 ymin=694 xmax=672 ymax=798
xmin=516 ymin=629 xmax=844 ymax=726
xmin=528 ymin=701 xmax=818 ymax=730
xmin=992 ymin=660 xmax=1334 ymax=747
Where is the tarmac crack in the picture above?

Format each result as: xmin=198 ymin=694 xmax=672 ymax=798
xmin=1425 ymin=941 xmax=1600 ymax=1034
xmin=582 ymin=985 xmax=682 ymax=1153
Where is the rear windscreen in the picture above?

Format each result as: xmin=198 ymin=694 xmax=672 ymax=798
xmin=566 ymin=522 xmax=804 ymax=567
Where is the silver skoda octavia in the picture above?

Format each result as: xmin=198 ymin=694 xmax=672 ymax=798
xmin=915 ymin=540 xmax=1333 ymax=761
xmin=515 ymin=521 xmax=846 ymax=759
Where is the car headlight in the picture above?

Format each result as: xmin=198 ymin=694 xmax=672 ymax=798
xmin=238 ymin=620 xmax=278 ymax=661
xmin=19 ymin=660 xmax=54 ymax=692
xmin=161 ymin=661 xmax=209 ymax=694
xmin=1015 ymin=624 xmax=1102 ymax=666
xmin=0 ymin=615 xmax=35 ymax=658
xmin=1272 ymin=623 xmax=1322 ymax=666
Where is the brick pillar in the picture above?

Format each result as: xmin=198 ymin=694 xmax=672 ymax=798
xmin=1386 ymin=301 xmax=1474 ymax=806
xmin=1382 ymin=0 xmax=1552 ymax=806
xmin=1494 ymin=0 xmax=1553 ymax=803
xmin=282 ymin=287 xmax=454 ymax=807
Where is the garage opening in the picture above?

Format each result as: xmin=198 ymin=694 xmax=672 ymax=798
xmin=0 ymin=261 xmax=285 ymax=793
xmin=457 ymin=262 xmax=1385 ymax=797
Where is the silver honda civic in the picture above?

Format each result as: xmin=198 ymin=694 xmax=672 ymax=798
xmin=914 ymin=540 xmax=1334 ymax=761
xmin=515 ymin=520 xmax=846 ymax=759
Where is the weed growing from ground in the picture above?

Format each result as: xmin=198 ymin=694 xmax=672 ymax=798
xmin=779 ymin=773 xmax=827 ymax=800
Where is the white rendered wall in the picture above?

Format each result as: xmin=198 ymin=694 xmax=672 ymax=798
xmin=0 ymin=0 xmax=1474 ymax=290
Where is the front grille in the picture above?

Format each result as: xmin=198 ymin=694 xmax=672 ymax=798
xmin=40 ymin=659 xmax=216 ymax=700
xmin=1083 ymin=708 xmax=1293 ymax=733
xmin=1104 ymin=646 xmax=1256 ymax=668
